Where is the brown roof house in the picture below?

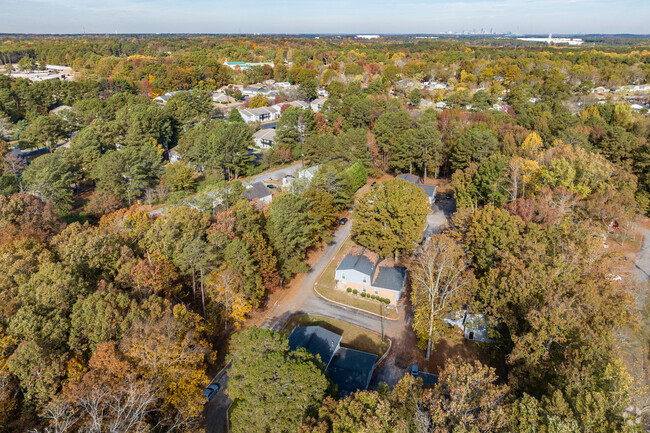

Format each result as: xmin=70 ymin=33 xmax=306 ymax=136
xmin=334 ymin=246 xmax=407 ymax=305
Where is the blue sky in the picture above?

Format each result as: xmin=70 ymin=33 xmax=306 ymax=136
xmin=2 ymin=0 xmax=648 ymax=34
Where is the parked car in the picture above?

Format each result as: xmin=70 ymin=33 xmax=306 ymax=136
xmin=339 ymin=217 xmax=349 ymax=225
xmin=411 ymin=365 xmax=419 ymax=377
xmin=203 ymin=383 xmax=219 ymax=402
xmin=266 ymin=184 xmax=276 ymax=189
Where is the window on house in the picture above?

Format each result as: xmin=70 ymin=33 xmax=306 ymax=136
xmin=363 ymin=278 xmax=366 ymax=283
xmin=362 ymin=286 xmax=366 ymax=292
xmin=374 ymin=288 xmax=378 ymax=295
xmin=342 ymin=274 xmax=345 ymax=280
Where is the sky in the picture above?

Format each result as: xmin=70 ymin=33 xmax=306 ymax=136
xmin=1 ymin=0 xmax=649 ymax=35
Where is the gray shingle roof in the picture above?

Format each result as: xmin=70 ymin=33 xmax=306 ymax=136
xmin=288 ymin=326 xmax=342 ymax=368
xmin=337 ymin=251 xmax=377 ymax=277
xmin=253 ymin=129 xmax=276 ymax=140
xmin=243 ymin=181 xmax=272 ymax=201
xmin=373 ymin=266 xmax=406 ymax=292
xmin=418 ymin=184 xmax=437 ymax=197
xmin=396 ymin=173 xmax=421 ymax=184
xmin=327 ymin=348 xmax=377 ymax=397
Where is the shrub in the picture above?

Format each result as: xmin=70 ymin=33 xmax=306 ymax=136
xmin=370 ymin=295 xmax=376 ymax=300
xmin=382 ymin=298 xmax=391 ymax=304
xmin=361 ymin=292 xmax=367 ymax=298
xmin=352 ymin=289 xmax=358 ymax=295
xmin=346 ymin=287 xmax=352 ymax=293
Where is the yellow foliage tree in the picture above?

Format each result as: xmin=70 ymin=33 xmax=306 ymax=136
xmin=121 ymin=309 xmax=211 ymax=419
xmin=521 ymin=132 xmax=543 ymax=157
xmin=207 ymin=267 xmax=251 ymax=328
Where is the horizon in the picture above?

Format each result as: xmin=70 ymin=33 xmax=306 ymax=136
xmin=2 ymin=32 xmax=650 ymax=37
xmin=2 ymin=0 xmax=649 ymax=35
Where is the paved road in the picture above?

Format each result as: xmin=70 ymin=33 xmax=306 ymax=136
xmin=248 ymin=163 xmax=303 ymax=185
xmin=634 ymin=227 xmax=650 ymax=283
xmin=633 ymin=226 xmax=650 ymax=310
xmin=204 ymin=369 xmax=230 ymax=433
xmin=260 ymin=221 xmax=357 ymax=330
xmin=205 ymin=191 xmax=455 ymax=432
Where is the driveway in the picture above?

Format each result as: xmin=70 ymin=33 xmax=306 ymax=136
xmin=205 ymin=188 xmax=454 ymax=432
xmin=204 ymin=369 xmax=230 ymax=433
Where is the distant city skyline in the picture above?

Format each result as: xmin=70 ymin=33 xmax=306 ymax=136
xmin=2 ymin=0 xmax=649 ymax=35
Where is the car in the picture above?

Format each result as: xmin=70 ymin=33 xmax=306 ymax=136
xmin=266 ymin=184 xmax=276 ymax=189
xmin=371 ymin=181 xmax=377 ymax=187
xmin=339 ymin=217 xmax=349 ymax=225
xmin=410 ymin=365 xmax=419 ymax=377
xmin=203 ymin=383 xmax=219 ymax=402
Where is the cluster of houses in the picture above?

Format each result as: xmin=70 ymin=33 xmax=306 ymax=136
xmin=241 ymin=164 xmax=320 ymax=208
xmin=238 ymin=98 xmax=328 ymax=124
xmin=2 ymin=64 xmax=74 ymax=82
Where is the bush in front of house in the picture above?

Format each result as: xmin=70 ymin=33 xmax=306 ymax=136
xmin=346 ymin=287 xmax=352 ymax=293
xmin=352 ymin=289 xmax=358 ymax=295
xmin=382 ymin=298 xmax=390 ymax=304
xmin=361 ymin=292 xmax=367 ymax=298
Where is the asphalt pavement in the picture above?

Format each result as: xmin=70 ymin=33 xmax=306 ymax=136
xmin=204 ymin=189 xmax=455 ymax=433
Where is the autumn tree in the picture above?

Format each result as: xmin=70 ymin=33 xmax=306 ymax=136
xmin=352 ymin=179 xmax=429 ymax=259
xmin=410 ymin=234 xmax=472 ymax=359
xmin=121 ymin=306 xmax=211 ymax=421
xmin=207 ymin=267 xmax=250 ymax=328
xmin=161 ymin=161 xmax=196 ymax=192
xmin=422 ymin=359 xmax=509 ymax=432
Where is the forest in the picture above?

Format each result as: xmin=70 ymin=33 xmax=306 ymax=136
xmin=0 ymin=34 xmax=648 ymax=432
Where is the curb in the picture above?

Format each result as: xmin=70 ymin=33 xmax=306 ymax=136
xmin=312 ymin=284 xmax=403 ymax=321
xmin=310 ymin=232 xmax=404 ymax=322
xmin=374 ymin=337 xmax=393 ymax=368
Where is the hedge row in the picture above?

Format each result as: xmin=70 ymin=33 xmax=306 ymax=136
xmin=346 ymin=287 xmax=391 ymax=304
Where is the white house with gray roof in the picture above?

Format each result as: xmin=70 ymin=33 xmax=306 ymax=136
xmin=238 ymin=106 xmax=280 ymax=123
xmin=252 ymin=129 xmax=276 ymax=149
xmin=243 ymin=181 xmax=273 ymax=207
xmin=334 ymin=246 xmax=406 ymax=305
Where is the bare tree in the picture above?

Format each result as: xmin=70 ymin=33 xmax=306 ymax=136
xmin=410 ymin=234 xmax=471 ymax=360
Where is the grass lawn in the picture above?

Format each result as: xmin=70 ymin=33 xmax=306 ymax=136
xmin=281 ymin=314 xmax=390 ymax=358
xmin=314 ymin=237 xmax=401 ymax=320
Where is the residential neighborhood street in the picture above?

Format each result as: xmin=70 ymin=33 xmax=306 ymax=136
xmin=634 ymin=227 xmax=650 ymax=283
xmin=204 ymin=193 xmax=455 ymax=433
xmin=248 ymin=162 xmax=303 ymax=185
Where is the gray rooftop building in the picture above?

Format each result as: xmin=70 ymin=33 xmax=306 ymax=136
xmin=288 ymin=326 xmax=378 ymax=396
xmin=288 ymin=326 xmax=342 ymax=368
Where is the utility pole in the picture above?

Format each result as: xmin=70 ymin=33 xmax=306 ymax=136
xmin=381 ymin=303 xmax=385 ymax=342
